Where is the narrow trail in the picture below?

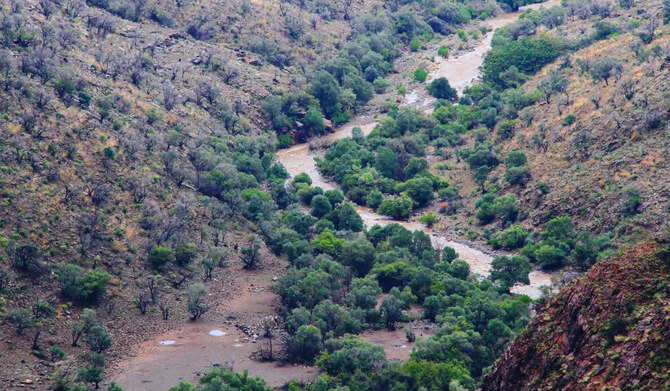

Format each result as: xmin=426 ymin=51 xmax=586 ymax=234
xmin=277 ymin=0 xmax=561 ymax=298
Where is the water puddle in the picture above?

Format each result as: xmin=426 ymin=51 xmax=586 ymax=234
xmin=208 ymin=330 xmax=227 ymax=337
xmin=159 ymin=340 xmax=176 ymax=346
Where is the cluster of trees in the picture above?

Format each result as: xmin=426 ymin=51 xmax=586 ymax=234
xmin=270 ymin=214 xmax=534 ymax=391
xmin=317 ymin=110 xmax=456 ymax=219
xmin=264 ymin=0 xmax=507 ymax=147
xmin=488 ymin=217 xmax=613 ymax=271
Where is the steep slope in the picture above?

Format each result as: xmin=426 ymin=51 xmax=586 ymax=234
xmin=483 ymin=241 xmax=670 ymax=391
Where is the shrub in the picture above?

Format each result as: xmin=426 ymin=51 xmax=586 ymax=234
xmin=85 ymin=325 xmax=111 ymax=353
xmin=419 ymin=213 xmax=438 ymax=227
xmin=186 ymin=283 xmax=209 ymax=321
xmin=50 ymin=345 xmax=66 ymax=362
xmin=483 ymin=36 xmax=562 ymax=86
xmin=504 ymin=166 xmax=531 ymax=186
xmin=413 ymin=68 xmax=428 ymax=82
xmin=438 ymin=46 xmax=448 ymax=57
xmin=442 ymin=246 xmax=458 ymax=262
xmin=55 ymin=264 xmax=110 ymax=304
xmin=428 ymin=77 xmax=458 ymax=101
xmin=148 ymin=246 xmax=175 ymax=269
xmin=562 ymin=114 xmax=577 ymax=126
xmin=378 ymin=195 xmax=413 ymax=220
xmin=505 ymin=151 xmax=527 ymax=167
xmin=490 ymin=255 xmax=532 ymax=290
xmin=310 ymin=195 xmax=333 ymax=218
xmin=380 ymin=295 xmax=403 ymax=330
xmin=535 ymin=244 xmax=568 ymax=269
xmin=367 ymin=190 xmax=384 ymax=210
xmin=174 ymin=243 xmax=197 ymax=266
xmin=373 ymin=78 xmax=391 ymax=93
xmin=288 ymin=325 xmax=323 ymax=363
xmin=498 ymin=225 xmax=527 ymax=249
xmin=409 ymin=38 xmax=421 ymax=51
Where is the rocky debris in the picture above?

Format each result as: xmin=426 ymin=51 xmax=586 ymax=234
xmin=483 ymin=242 xmax=670 ymax=391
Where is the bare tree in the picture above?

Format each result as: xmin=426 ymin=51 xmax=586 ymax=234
xmin=589 ymin=92 xmax=602 ymax=109
xmin=64 ymin=0 xmax=85 ymax=18
xmin=136 ymin=292 xmax=150 ymax=315
xmin=163 ymin=84 xmax=178 ymax=111
xmin=76 ymin=212 xmax=106 ymax=263
xmin=620 ymin=79 xmax=636 ymax=100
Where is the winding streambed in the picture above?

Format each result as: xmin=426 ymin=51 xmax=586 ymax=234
xmin=113 ymin=3 xmax=561 ymax=389
xmin=277 ymin=0 xmax=561 ymax=299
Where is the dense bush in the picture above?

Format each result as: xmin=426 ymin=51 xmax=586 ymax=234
xmin=55 ymin=264 xmax=110 ymax=304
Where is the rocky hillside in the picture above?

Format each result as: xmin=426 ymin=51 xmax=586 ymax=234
xmin=483 ymin=241 xmax=670 ymax=391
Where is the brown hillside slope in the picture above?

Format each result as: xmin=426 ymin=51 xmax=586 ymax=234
xmin=483 ymin=241 xmax=670 ymax=391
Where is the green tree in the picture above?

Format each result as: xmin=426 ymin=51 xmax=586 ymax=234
xmin=86 ymin=325 xmax=112 ymax=353
xmin=428 ymin=77 xmax=458 ymax=101
xmin=406 ymin=177 xmax=435 ymax=207
xmin=380 ymin=295 xmax=404 ymax=330
xmin=310 ymin=195 xmax=333 ymax=218
xmin=367 ymin=190 xmax=384 ymax=210
xmin=304 ymin=107 xmax=326 ymax=136
xmin=148 ymin=246 xmax=175 ymax=269
xmin=72 ymin=309 xmax=98 ymax=347
xmin=289 ymin=325 xmax=323 ymax=363
xmin=449 ymin=259 xmax=470 ymax=280
xmin=378 ymin=195 xmax=413 ymax=220
xmin=376 ymin=146 xmax=399 ymax=179
xmin=174 ymin=243 xmax=197 ymax=266
xmin=490 ymin=255 xmax=532 ymax=290
xmin=311 ymin=71 xmax=341 ymax=119
xmin=474 ymin=166 xmax=490 ymax=193
xmin=498 ymin=225 xmax=527 ymax=249
xmin=535 ymin=244 xmax=568 ymax=269
xmin=340 ymin=239 xmax=376 ymax=277
xmin=442 ymin=246 xmax=458 ymax=262
xmin=413 ymin=68 xmax=428 ymax=82
xmin=186 ymin=283 xmax=210 ymax=321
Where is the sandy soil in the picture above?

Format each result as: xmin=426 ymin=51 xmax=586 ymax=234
xmin=358 ymin=326 xmax=435 ymax=361
xmin=112 ymin=322 xmax=319 ymax=390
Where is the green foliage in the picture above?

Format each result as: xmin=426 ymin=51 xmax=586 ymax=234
xmin=409 ymin=38 xmax=421 ymax=51
xmin=289 ymin=325 xmax=323 ymax=363
xmin=505 ymin=151 xmax=527 ymax=167
xmin=55 ymin=264 xmax=110 ymax=304
xmin=317 ymin=335 xmax=386 ymax=376
xmin=497 ymin=225 xmax=528 ymax=250
xmin=50 ymin=345 xmax=66 ymax=362
xmin=428 ymin=77 xmax=458 ymax=101
xmin=483 ymin=35 xmax=563 ymax=86
xmin=476 ymin=194 xmax=518 ymax=225
xmin=378 ymin=195 xmax=413 ymax=219
xmin=419 ymin=213 xmax=438 ymax=227
xmin=504 ymin=166 xmax=531 ymax=186
xmin=186 ymin=283 xmax=210 ymax=321
xmin=148 ymin=246 xmax=175 ymax=269
xmin=413 ymin=68 xmax=428 ymax=82
xmin=310 ymin=195 xmax=333 ymax=218
xmin=175 ymin=243 xmax=197 ymax=266
xmin=86 ymin=325 xmax=112 ymax=353
xmin=380 ymin=295 xmax=403 ymax=330
xmin=169 ymin=367 xmax=272 ymax=391
xmin=490 ymin=255 xmax=532 ymax=290
xmin=562 ymin=114 xmax=577 ymax=126
xmin=438 ymin=46 xmax=449 ymax=57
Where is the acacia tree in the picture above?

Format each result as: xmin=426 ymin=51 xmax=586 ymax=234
xmin=186 ymin=283 xmax=209 ymax=321
xmin=241 ymin=236 xmax=262 ymax=270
